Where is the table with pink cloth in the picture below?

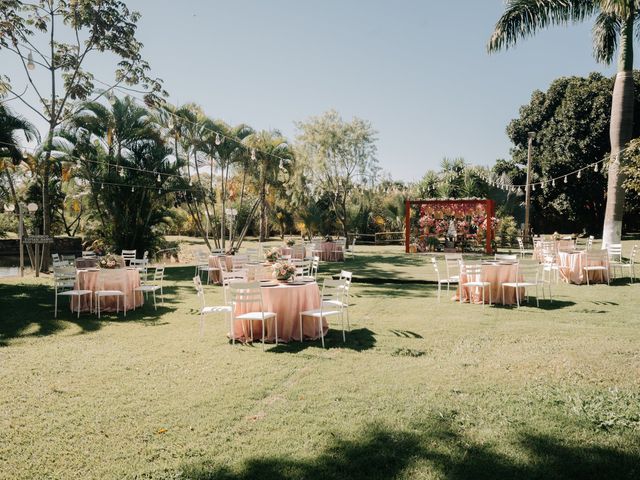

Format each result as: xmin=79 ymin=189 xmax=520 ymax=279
xmin=278 ymin=246 xmax=306 ymax=259
xmin=454 ymin=263 xmax=523 ymax=305
xmin=71 ymin=268 xmax=142 ymax=312
xmin=557 ymin=251 xmax=608 ymax=285
xmin=232 ymin=282 xmax=326 ymax=343
xmin=310 ymin=242 xmax=344 ymax=262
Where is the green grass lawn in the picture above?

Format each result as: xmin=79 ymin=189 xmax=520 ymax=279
xmin=1 ymin=241 xmax=639 ymax=479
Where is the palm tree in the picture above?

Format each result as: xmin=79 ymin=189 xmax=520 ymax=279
xmin=0 ymin=105 xmax=40 ymax=208
xmin=244 ymin=130 xmax=294 ymax=242
xmin=488 ymin=0 xmax=636 ymax=245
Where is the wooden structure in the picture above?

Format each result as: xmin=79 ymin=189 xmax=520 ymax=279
xmin=404 ymin=198 xmax=496 ymax=255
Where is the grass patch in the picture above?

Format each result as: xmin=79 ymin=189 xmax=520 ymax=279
xmin=0 ymin=240 xmax=639 ymax=479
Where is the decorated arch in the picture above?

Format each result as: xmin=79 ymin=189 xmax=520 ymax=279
xmin=404 ymin=198 xmax=496 ymax=254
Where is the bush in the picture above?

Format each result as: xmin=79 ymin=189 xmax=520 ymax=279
xmin=497 ymin=215 xmax=519 ymax=247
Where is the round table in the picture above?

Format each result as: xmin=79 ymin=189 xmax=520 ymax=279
xmin=232 ymin=282 xmax=326 ymax=342
xmin=558 ymin=251 xmax=607 ymax=285
xmin=72 ymin=268 xmax=142 ymax=312
xmin=455 ymin=263 xmax=523 ymax=305
xmin=311 ymin=242 xmax=344 ymax=262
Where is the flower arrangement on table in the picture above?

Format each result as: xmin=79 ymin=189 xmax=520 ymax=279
xmin=264 ymin=247 xmax=280 ymax=263
xmin=98 ymin=254 xmax=120 ymax=269
xmin=286 ymin=239 xmax=296 ymax=247
xmin=272 ymin=261 xmax=297 ymax=281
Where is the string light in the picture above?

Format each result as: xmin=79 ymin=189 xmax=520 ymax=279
xmin=594 ymin=163 xmax=598 ymax=172
xmin=101 ymin=183 xmax=104 ymax=190
xmin=157 ymin=173 xmax=161 ymax=182
xmin=215 ymin=132 xmax=221 ymax=145
xmin=577 ymin=170 xmax=582 ymax=179
xmin=532 ymin=184 xmax=536 ymax=191
xmin=564 ymin=176 xmax=568 ymax=184
xmin=131 ymin=186 xmax=135 ymax=192
xmin=552 ymin=178 xmax=556 ymax=187
xmin=27 ymin=51 xmax=35 ymax=70
xmin=119 ymin=166 xmax=125 ymax=178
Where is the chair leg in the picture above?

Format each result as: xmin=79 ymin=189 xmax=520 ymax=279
xmin=274 ymin=314 xmax=278 ymax=346
xmin=153 ymin=291 xmax=157 ymax=311
xmin=76 ymin=295 xmax=81 ymax=319
xmin=54 ymin=290 xmax=58 ymax=318
xmin=299 ymin=313 xmax=304 ymax=342
xmin=437 ymin=283 xmax=441 ymax=303
xmin=515 ymin=286 xmax=520 ymax=308
xmin=319 ymin=315 xmax=325 ymax=348
xmin=261 ymin=321 xmax=265 ymax=351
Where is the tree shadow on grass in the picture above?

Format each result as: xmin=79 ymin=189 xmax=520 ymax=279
xmin=0 ymin=281 xmax=177 ymax=347
xmin=178 ymin=419 xmax=640 ymax=480
xmin=267 ymin=328 xmax=376 ymax=354
xmin=355 ymin=283 xmax=437 ymax=299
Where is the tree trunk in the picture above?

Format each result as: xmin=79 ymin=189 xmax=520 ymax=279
xmin=602 ymin=10 xmax=634 ymax=247
xmin=259 ymin=168 xmax=267 ymax=242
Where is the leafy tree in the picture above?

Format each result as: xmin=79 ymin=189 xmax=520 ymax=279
xmin=488 ymin=0 xmax=638 ymax=245
xmin=0 ymin=0 xmax=164 ymax=267
xmin=506 ymin=72 xmax=640 ymax=233
xmin=295 ymin=110 xmax=378 ymax=237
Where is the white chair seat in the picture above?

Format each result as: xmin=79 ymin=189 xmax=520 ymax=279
xmin=322 ymin=299 xmax=347 ymax=308
xmin=462 ymin=281 xmax=491 ymax=287
xmin=300 ymin=307 xmax=342 ymax=317
xmin=96 ymin=290 xmax=124 ymax=296
xmin=448 ymin=275 xmax=460 ymax=282
xmin=584 ymin=265 xmax=607 ymax=270
xmin=501 ymin=281 xmax=537 ymax=288
xmin=202 ymin=305 xmax=232 ymax=314
xmin=59 ymin=289 xmax=92 ymax=296
xmin=135 ymin=285 xmax=161 ymax=293
xmin=235 ymin=311 xmax=277 ymax=321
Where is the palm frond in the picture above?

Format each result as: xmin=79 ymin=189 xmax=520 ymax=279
xmin=488 ymin=0 xmax=598 ymax=52
xmin=593 ymin=11 xmax=620 ymax=63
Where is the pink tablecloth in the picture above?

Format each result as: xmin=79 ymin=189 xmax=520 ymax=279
xmin=279 ymin=246 xmax=306 ymax=259
xmin=558 ymin=251 xmax=608 ymax=285
xmin=72 ymin=268 xmax=142 ymax=312
xmin=455 ymin=263 xmax=523 ymax=305
xmin=232 ymin=282 xmax=326 ymax=342
xmin=310 ymin=242 xmax=344 ymax=262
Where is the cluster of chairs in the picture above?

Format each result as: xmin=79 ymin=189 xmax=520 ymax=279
xmin=431 ymin=253 xmax=551 ymax=308
xmin=52 ymin=249 xmax=163 ymax=318
xmin=193 ymin=262 xmax=354 ymax=350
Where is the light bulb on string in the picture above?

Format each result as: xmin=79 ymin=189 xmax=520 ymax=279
xmin=27 ymin=51 xmax=35 ymax=70
xmin=101 ymin=183 xmax=104 ymax=190
xmin=594 ymin=163 xmax=598 ymax=172
xmin=532 ymin=184 xmax=536 ymax=191
xmin=157 ymin=173 xmax=161 ymax=182
xmin=215 ymin=132 xmax=221 ymax=145
xmin=552 ymin=178 xmax=556 ymax=187
xmin=131 ymin=186 xmax=135 ymax=192
xmin=188 ymin=179 xmax=193 ymax=187
xmin=577 ymin=170 xmax=582 ymax=179
xmin=158 ymin=189 xmax=161 ymax=194
xmin=564 ymin=176 xmax=568 ymax=184
xmin=119 ymin=167 xmax=125 ymax=178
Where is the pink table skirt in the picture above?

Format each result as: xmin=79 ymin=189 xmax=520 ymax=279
xmin=208 ymin=256 xmax=234 ymax=284
xmin=455 ymin=264 xmax=523 ymax=305
xmin=558 ymin=251 xmax=608 ymax=285
xmin=310 ymin=242 xmax=344 ymax=262
xmin=232 ymin=282 xmax=326 ymax=343
xmin=72 ymin=269 xmax=142 ymax=312
xmin=278 ymin=247 xmax=306 ymax=259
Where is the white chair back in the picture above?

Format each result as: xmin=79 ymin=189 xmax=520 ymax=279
xmin=607 ymin=243 xmax=623 ymax=263
xmin=121 ymin=249 xmax=137 ymax=265
xmin=82 ymin=250 xmax=96 ymax=258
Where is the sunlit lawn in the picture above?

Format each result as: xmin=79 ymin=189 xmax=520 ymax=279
xmin=0 ymin=241 xmax=639 ymax=479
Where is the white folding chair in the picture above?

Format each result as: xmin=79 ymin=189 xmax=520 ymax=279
xmin=607 ymin=243 xmax=624 ymax=278
xmin=614 ymin=244 xmax=637 ymax=282
xmin=444 ymin=253 xmax=462 ymax=284
xmin=53 ymin=266 xmax=92 ymax=318
xmin=121 ymin=249 xmax=137 ymax=266
xmin=94 ymin=270 xmax=127 ymax=318
xmin=231 ymin=254 xmax=249 ymax=271
xmin=134 ymin=266 xmax=165 ymax=310
xmin=516 ymin=237 xmax=525 ymax=258
xmin=193 ymin=276 xmax=234 ymax=338
xmin=196 ymin=251 xmax=219 ymax=284
xmin=586 ymin=235 xmax=594 ymax=251
xmin=501 ymin=263 xmax=547 ymax=308
xmin=229 ymin=282 xmax=278 ymax=350
xmin=584 ymin=250 xmax=610 ymax=286
xmin=345 ymin=237 xmax=356 ymax=259
xmin=310 ymin=255 xmax=320 ymax=279
xmin=299 ymin=279 xmax=346 ymax=348
xmin=459 ymin=263 xmax=492 ymax=307
xmin=431 ymin=257 xmax=457 ymax=303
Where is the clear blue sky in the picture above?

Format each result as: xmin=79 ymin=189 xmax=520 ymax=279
xmin=7 ymin=0 xmax=619 ymax=181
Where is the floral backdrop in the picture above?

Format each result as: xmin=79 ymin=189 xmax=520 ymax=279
xmin=417 ymin=202 xmax=498 ymax=241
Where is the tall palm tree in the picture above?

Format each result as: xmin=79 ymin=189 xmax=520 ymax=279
xmin=488 ymin=0 xmax=636 ymax=245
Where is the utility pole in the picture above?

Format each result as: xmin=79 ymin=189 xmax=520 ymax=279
xmin=523 ymin=131 xmax=535 ymax=244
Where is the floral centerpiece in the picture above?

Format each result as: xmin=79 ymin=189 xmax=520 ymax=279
xmin=264 ymin=247 xmax=280 ymax=263
xmin=98 ymin=254 xmax=120 ymax=269
xmin=272 ymin=261 xmax=297 ymax=281
xmin=286 ymin=239 xmax=296 ymax=247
